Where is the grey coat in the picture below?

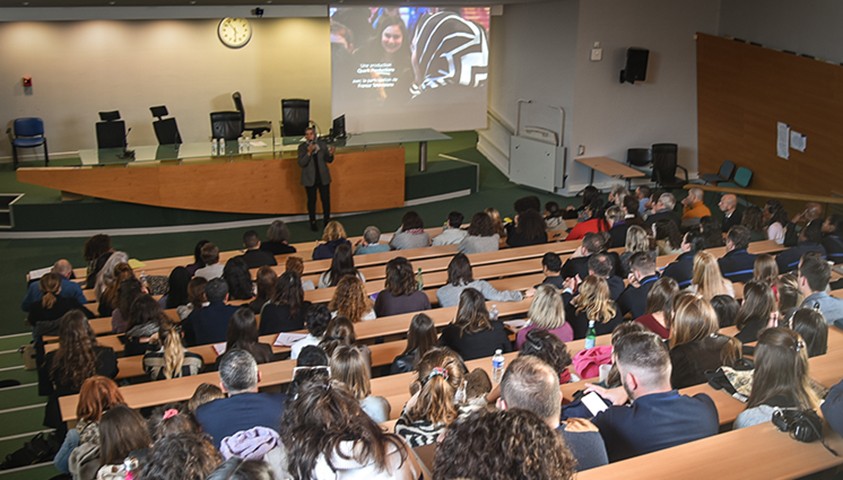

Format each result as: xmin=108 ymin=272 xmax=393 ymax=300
xmin=297 ymin=139 xmax=333 ymax=187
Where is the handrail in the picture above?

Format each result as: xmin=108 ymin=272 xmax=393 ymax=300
xmin=684 ymin=184 xmax=843 ymax=205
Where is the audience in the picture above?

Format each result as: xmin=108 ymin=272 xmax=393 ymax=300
xmin=331 ymin=344 xmax=390 ymax=423
xmin=459 ymin=212 xmax=500 ymax=254
xmin=284 ymin=256 xmax=315 ymax=291
xmin=185 ymin=240 xmax=210 ymax=276
xmin=519 ymin=329 xmax=575 ymax=384
xmin=787 ymin=308 xmax=828 ymax=357
xmin=618 ymin=225 xmax=652 ymax=277
xmin=783 ymin=202 xmax=823 ymax=247
xmin=319 ymin=316 xmax=357 ymax=357
xmin=589 ymin=331 xmax=719 ymax=462
xmin=436 ymin=253 xmax=527 ymax=307
xmin=688 ymin=250 xmax=735 ymax=300
xmin=538 ymin=252 xmax=564 ymax=289
xmin=734 ymin=280 xmax=778 ymax=343
xmin=222 ymin=257 xmax=254 ymax=301
xmin=259 ymin=271 xmax=311 ymax=335
xmin=505 ymin=208 xmax=548 ymax=247
xmin=143 ymin=318 xmax=204 ymax=380
xmin=499 ymin=355 xmax=607 ymax=471
xmin=654 ymin=220 xmax=682 ymax=256
xmin=776 ymin=220 xmax=827 ymax=273
xmin=752 ymin=253 xmax=779 ymax=286
xmin=182 ymin=278 xmax=237 ymax=346
xmin=141 ymin=433 xmax=222 ymax=480
xmin=741 ymin=205 xmax=768 ymax=242
xmin=718 ymin=193 xmax=743 ymax=233
xmin=776 ymin=273 xmax=803 ymax=318
xmin=618 ymin=251 xmax=660 ymax=319
xmin=644 ymin=192 xmax=680 ymax=230
xmin=662 ymin=229 xmax=705 ymax=288
xmin=822 ymin=213 xmax=843 ymax=264
xmin=95 ymin=251 xmax=130 ymax=308
xmin=390 ymin=211 xmax=431 ymax=250
xmin=313 ymin=220 xmax=351 ymax=260
xmin=318 ymin=242 xmax=364 ymax=288
xmin=27 ymin=273 xmax=93 ymax=334
xmin=178 ymin=276 xmax=207 ymax=321
xmin=260 ymin=220 xmax=296 ymax=255
xmin=734 ymin=328 xmax=819 ymax=429
xmin=194 ymin=243 xmax=224 ymax=280
xmin=588 ymin=253 xmax=625 ymax=300
xmin=485 ymin=207 xmax=506 ymax=237
xmin=290 ymin=304 xmax=331 ymax=360
xmin=515 ymin=284 xmax=573 ymax=348
xmin=797 ymin=252 xmax=843 ymax=325
xmin=566 ymin=275 xmax=623 ymax=339
xmin=249 ymin=266 xmax=277 ymax=314
xmin=355 ymin=225 xmax=390 ymax=255
xmin=390 ymin=313 xmax=437 ymax=374
xmin=162 ymin=266 xmax=191 ymax=310
xmin=635 ymin=277 xmax=678 ymax=339
xmin=224 ymin=307 xmax=274 ymax=364
xmin=439 ymin=288 xmax=512 ymax=360
xmin=236 ymin=229 xmax=277 ymax=268
xmin=194 ymin=349 xmax=285 ymax=449
xmin=669 ymin=294 xmax=741 ymax=389
xmin=374 ymin=257 xmax=430 ymax=316
xmin=83 ymin=233 xmax=114 ymax=289
xmin=112 ymin=277 xmax=145 ymax=334
xmin=562 ymin=232 xmax=621 ymax=281
xmin=329 ymin=275 xmax=376 ymax=322
xmin=94 ymin=405 xmax=152 ymax=478
xmin=762 ymin=200 xmax=788 ymax=245
xmin=21 ymin=259 xmax=87 ymax=312
xmin=822 ymin=379 xmax=843 ymax=437
xmin=432 ymin=211 xmax=467 ymax=246
xmin=565 ymin=198 xmax=608 ymax=241
xmin=718 ymin=226 xmax=757 ymax=283
xmin=681 ymin=187 xmax=711 ymax=225
xmin=710 ymin=294 xmax=739 ymax=328
xmin=605 ymin=206 xmax=629 ymax=248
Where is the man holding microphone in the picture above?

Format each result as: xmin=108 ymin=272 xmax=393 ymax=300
xmin=298 ymin=127 xmax=335 ymax=231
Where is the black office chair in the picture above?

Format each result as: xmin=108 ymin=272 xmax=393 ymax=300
xmin=626 ymin=147 xmax=652 ymax=177
xmin=210 ymin=111 xmax=243 ymax=142
xmin=281 ymin=99 xmax=310 ymax=137
xmin=95 ymin=110 xmax=127 ymax=149
xmin=651 ymin=143 xmax=688 ymax=189
xmin=150 ymin=105 xmax=182 ymax=145
xmin=232 ymin=92 xmax=271 ymax=137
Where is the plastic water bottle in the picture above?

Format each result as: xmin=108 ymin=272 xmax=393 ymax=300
xmin=489 ymin=304 xmax=499 ymax=321
xmin=211 ymin=138 xmax=219 ymax=155
xmin=492 ymin=349 xmax=505 ymax=384
xmin=416 ymin=267 xmax=424 ymax=290
xmin=217 ymin=138 xmax=225 ymax=155
xmin=584 ymin=320 xmax=597 ymax=349
xmin=238 ymin=136 xmax=245 ymax=153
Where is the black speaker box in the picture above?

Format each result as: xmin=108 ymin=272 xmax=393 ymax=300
xmin=620 ymin=48 xmax=649 ymax=84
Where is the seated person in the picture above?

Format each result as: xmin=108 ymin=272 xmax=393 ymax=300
xmin=565 ymin=199 xmax=609 ymax=241
xmin=354 ymin=226 xmax=390 ymax=255
xmin=236 ymin=230 xmax=277 ymax=268
xmin=680 ymin=187 xmax=712 ymax=225
xmin=717 ymin=226 xmax=757 ymax=283
xmin=436 ymin=253 xmax=526 ymax=308
xmin=432 ymin=211 xmax=468 ymax=246
xmin=644 ymin=192 xmax=681 ymax=231
xmin=538 ymin=252 xmax=564 ymax=289
xmin=589 ymin=331 xmax=719 ymax=462
xmin=618 ymin=251 xmax=660 ymax=319
xmin=544 ymin=201 xmax=565 ymax=230
xmin=797 ymin=252 xmax=843 ymax=326
xmin=561 ymin=233 xmax=622 ymax=281
xmin=822 ymin=379 xmax=843 ymax=437
xmin=776 ymin=220 xmax=826 ymax=273
xmin=587 ymin=253 xmax=624 ymax=301
xmin=564 ymin=275 xmax=624 ymax=339
xmin=661 ymin=229 xmax=705 ymax=288
xmin=783 ymin=202 xmax=823 ymax=246
xmin=312 ymin=221 xmax=351 ymax=261
xmin=605 ymin=206 xmax=630 ymax=249
xmin=374 ymin=257 xmax=430 ymax=317
xmin=734 ymin=281 xmax=778 ymax=343
xmin=505 ymin=208 xmax=548 ymax=247
xmin=439 ymin=288 xmax=512 ymax=360
xmin=21 ymin=259 xmax=87 ymax=312
xmin=182 ymin=278 xmax=238 ymax=346
xmin=389 ymin=211 xmax=431 ymax=250
xmin=634 ymin=277 xmax=679 ymax=339
xmin=718 ymin=193 xmax=743 ymax=233
xmin=499 ymin=356 xmax=608 ymax=471
xmin=260 ymin=220 xmax=296 ymax=255
xmin=458 ymin=212 xmax=500 ymax=254
xmin=194 ymin=243 xmax=224 ymax=280
xmin=515 ymin=284 xmax=574 ymax=348
xmin=194 ymin=349 xmax=285 ymax=449
xmin=789 ymin=308 xmax=828 ymax=357
xmin=821 ymin=214 xmax=843 ymax=264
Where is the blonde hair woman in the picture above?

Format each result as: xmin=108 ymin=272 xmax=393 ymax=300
xmin=669 ymin=293 xmax=741 ymax=389
xmin=331 ymin=345 xmax=390 ymax=423
xmin=143 ymin=319 xmax=204 ymax=380
xmin=329 ymin=275 xmax=376 ymax=323
xmin=312 ymin=220 xmax=351 ymax=260
xmin=568 ymin=276 xmax=622 ymax=339
xmin=619 ymin=225 xmax=652 ymax=276
xmin=515 ymin=285 xmax=573 ymax=348
xmin=688 ymin=250 xmax=735 ymax=300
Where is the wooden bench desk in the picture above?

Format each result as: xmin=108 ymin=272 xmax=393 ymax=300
xmin=575 ymin=156 xmax=647 ymax=186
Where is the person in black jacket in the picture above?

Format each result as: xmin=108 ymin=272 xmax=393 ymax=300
xmin=390 ymin=313 xmax=437 ymax=374
xmin=565 ymin=275 xmax=624 ymax=339
xmin=605 ymin=206 xmax=630 ymax=249
xmin=561 ymin=233 xmax=622 ymax=281
xmin=505 ymin=208 xmax=548 ymax=247
xmin=587 ymin=253 xmax=625 ymax=301
xmin=439 ymin=288 xmax=512 ymax=360
xmin=717 ymin=226 xmax=757 ymax=283
xmin=776 ymin=220 xmax=826 ymax=273
xmin=717 ymin=194 xmax=743 ymax=234
xmin=236 ymin=230 xmax=277 ymax=269
xmin=618 ymin=252 xmax=660 ymax=319
xmin=822 ymin=214 xmax=843 ymax=264
xmin=662 ymin=229 xmax=705 ymax=289
xmin=259 ymin=272 xmax=311 ymax=335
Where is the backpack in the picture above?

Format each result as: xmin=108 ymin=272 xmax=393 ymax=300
xmin=0 ymin=431 xmax=61 ymax=469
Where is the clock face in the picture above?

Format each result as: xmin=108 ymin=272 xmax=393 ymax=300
xmin=218 ymin=17 xmax=252 ymax=48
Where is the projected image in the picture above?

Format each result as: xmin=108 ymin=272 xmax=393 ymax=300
xmin=330 ymin=7 xmax=490 ymax=133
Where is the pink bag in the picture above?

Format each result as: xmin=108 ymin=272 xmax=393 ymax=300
xmin=572 ymin=345 xmax=613 ymax=379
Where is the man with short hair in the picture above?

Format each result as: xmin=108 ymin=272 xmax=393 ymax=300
xmin=681 ymin=188 xmax=711 ymax=225
xmin=718 ymin=193 xmax=743 ymax=233
xmin=182 ymin=278 xmax=237 ymax=346
xmin=717 ymin=226 xmax=757 ymax=282
xmin=635 ymin=186 xmax=651 ymax=217
xmin=822 ymin=214 xmax=843 ymax=264
xmin=431 ymin=211 xmax=468 ymax=246
xmin=644 ymin=193 xmax=680 ymax=230
xmin=797 ymin=252 xmax=843 ymax=325
xmin=662 ymin=230 xmax=705 ymax=288
xmin=194 ymin=349 xmax=285 ymax=448
xmin=591 ymin=332 xmax=719 ymax=461
xmin=499 ymin=356 xmax=608 ymax=471
xmin=776 ymin=220 xmax=827 ymax=273
xmin=784 ymin=202 xmax=824 ymax=246
xmin=588 ymin=253 xmax=624 ymax=300
xmin=21 ymin=259 xmax=87 ymax=312
xmin=618 ymin=251 xmax=659 ymax=318
xmin=237 ymin=230 xmax=277 ymax=269
xmin=194 ymin=242 xmax=224 ymax=280
xmin=561 ymin=233 xmax=622 ymax=281
xmin=538 ymin=252 xmax=564 ymax=289
xmin=354 ymin=225 xmax=390 ymax=255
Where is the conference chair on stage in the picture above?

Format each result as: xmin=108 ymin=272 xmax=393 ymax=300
xmin=651 ymin=143 xmax=688 ymax=189
xmin=281 ymin=99 xmax=310 ymax=137
xmin=95 ymin=110 xmax=128 ymax=150
xmin=210 ymin=111 xmax=243 ymax=142
xmin=150 ymin=105 xmax=182 ymax=146
xmin=232 ymin=92 xmax=271 ymax=138
xmin=8 ymin=117 xmax=48 ymax=169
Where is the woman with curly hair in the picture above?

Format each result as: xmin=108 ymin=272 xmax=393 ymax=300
xmin=434 ymin=408 xmax=575 ymax=480
xmin=373 ymin=257 xmax=430 ymax=317
xmin=259 ymin=271 xmax=311 ymax=335
xmin=140 ymin=432 xmax=222 ymax=480
xmin=318 ymin=243 xmax=365 ymax=288
xmin=440 ymin=288 xmax=512 ymax=360
xmin=282 ymin=379 xmax=421 ymax=479
xmin=329 ymin=275 xmax=375 ymax=322
xmin=567 ymin=275 xmax=623 ymax=339
xmin=459 ymin=212 xmax=501 ymax=254
xmin=44 ymin=310 xmax=118 ymax=431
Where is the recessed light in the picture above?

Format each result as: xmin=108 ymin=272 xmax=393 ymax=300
xmin=22 ymin=1 xmax=29 ymax=5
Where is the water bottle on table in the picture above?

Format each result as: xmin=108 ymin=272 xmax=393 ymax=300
xmin=492 ymin=349 xmax=505 ymax=384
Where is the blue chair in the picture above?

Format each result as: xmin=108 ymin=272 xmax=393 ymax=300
xmin=699 ymin=160 xmax=735 ymax=184
xmin=10 ymin=117 xmax=48 ymax=169
xmin=719 ymin=166 xmax=753 ymax=188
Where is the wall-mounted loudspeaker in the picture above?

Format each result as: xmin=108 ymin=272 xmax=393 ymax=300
xmin=620 ymin=48 xmax=649 ymax=84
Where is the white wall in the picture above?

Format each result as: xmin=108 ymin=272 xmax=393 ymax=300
xmin=1 ymin=18 xmax=331 ymax=157
xmin=719 ymin=0 xmax=843 ymax=62
xmin=566 ymin=0 xmax=720 ymax=192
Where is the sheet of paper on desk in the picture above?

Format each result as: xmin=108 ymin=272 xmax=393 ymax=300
xmin=504 ymin=319 xmax=528 ymax=329
xmin=250 ymin=140 xmax=267 ymax=147
xmin=275 ymin=332 xmax=307 ymax=346
xmin=27 ymin=266 xmax=52 ymax=282
xmin=213 ymin=343 xmax=226 ymax=356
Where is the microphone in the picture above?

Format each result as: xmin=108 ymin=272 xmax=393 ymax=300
xmin=119 ymin=127 xmax=135 ymax=160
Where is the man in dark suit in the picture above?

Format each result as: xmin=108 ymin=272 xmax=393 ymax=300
xmin=588 ymin=253 xmax=625 ymax=300
xmin=644 ymin=193 xmax=681 ymax=231
xmin=717 ymin=226 xmax=756 ymax=282
xmin=561 ymin=233 xmax=622 ymax=281
xmin=776 ymin=221 xmax=826 ymax=273
xmin=237 ymin=230 xmax=277 ymax=269
xmin=717 ymin=193 xmax=743 ymax=233
xmin=182 ymin=278 xmax=238 ymax=346
xmin=195 ymin=349 xmax=286 ymax=449
xmin=618 ymin=251 xmax=659 ymax=319
xmin=661 ymin=229 xmax=705 ymax=288
xmin=591 ymin=332 xmax=719 ymax=462
xmin=298 ymin=127 xmax=335 ymax=231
